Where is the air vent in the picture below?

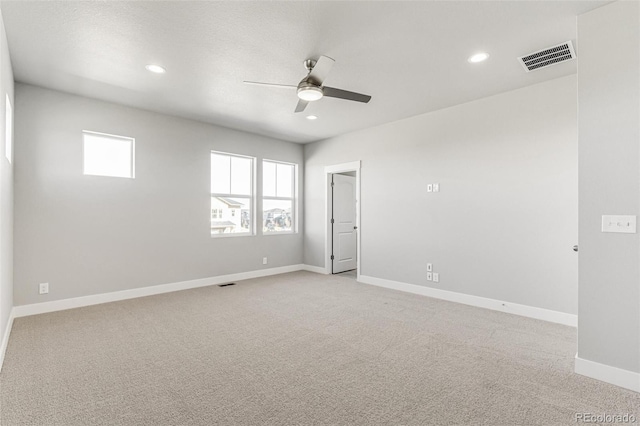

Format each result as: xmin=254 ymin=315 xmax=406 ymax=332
xmin=218 ymin=283 xmax=236 ymax=287
xmin=518 ymin=41 xmax=576 ymax=72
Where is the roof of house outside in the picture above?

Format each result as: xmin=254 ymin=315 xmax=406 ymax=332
xmin=210 ymin=221 xmax=236 ymax=228
xmin=214 ymin=197 xmax=244 ymax=208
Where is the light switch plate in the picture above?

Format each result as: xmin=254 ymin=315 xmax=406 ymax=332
xmin=602 ymin=215 xmax=636 ymax=233
xmin=427 ymin=184 xmax=433 ymax=192
xmin=427 ymin=263 xmax=433 ymax=272
xmin=426 ymin=272 xmax=432 ymax=281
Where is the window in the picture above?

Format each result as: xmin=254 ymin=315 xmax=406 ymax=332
xmin=83 ymin=131 xmax=135 ymax=178
xmin=211 ymin=151 xmax=254 ymax=236
xmin=263 ymin=160 xmax=296 ymax=233
xmin=5 ymin=95 xmax=12 ymax=164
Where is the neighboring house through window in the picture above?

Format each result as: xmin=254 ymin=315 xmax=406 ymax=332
xmin=263 ymin=160 xmax=296 ymax=233
xmin=211 ymin=151 xmax=254 ymax=236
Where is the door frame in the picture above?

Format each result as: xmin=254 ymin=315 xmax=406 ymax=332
xmin=324 ymin=161 xmax=361 ymax=278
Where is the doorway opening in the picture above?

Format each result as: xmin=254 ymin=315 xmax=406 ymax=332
xmin=324 ymin=161 xmax=360 ymax=279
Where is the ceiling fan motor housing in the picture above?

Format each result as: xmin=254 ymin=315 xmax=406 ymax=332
xmin=297 ymin=79 xmax=324 ymax=101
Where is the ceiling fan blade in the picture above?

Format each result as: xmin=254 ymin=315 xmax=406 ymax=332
xmin=308 ymin=55 xmax=335 ymax=85
xmin=323 ymin=86 xmax=372 ymax=103
xmin=244 ymin=81 xmax=297 ymax=89
xmin=294 ymin=99 xmax=309 ymax=113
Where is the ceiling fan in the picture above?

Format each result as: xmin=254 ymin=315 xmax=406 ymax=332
xmin=244 ymin=55 xmax=372 ymax=113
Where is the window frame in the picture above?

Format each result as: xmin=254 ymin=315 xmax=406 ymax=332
xmin=262 ymin=159 xmax=298 ymax=235
xmin=210 ymin=150 xmax=256 ymax=238
xmin=5 ymin=94 xmax=12 ymax=164
xmin=82 ymin=130 xmax=135 ymax=179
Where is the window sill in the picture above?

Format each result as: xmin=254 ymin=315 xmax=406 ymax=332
xmin=210 ymin=232 xmax=255 ymax=239
xmin=262 ymin=231 xmax=297 ymax=236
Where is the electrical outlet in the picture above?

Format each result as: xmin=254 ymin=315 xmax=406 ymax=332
xmin=433 ymin=273 xmax=439 ymax=283
xmin=39 ymin=282 xmax=49 ymax=295
xmin=427 ymin=184 xmax=433 ymax=192
xmin=427 ymin=272 xmax=432 ymax=281
xmin=433 ymin=183 xmax=439 ymax=192
xmin=262 ymin=257 xmax=268 ymax=265
xmin=427 ymin=263 xmax=433 ymax=272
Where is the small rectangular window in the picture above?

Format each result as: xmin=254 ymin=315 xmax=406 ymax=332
xmin=263 ymin=160 xmax=296 ymax=233
xmin=211 ymin=151 xmax=254 ymax=236
xmin=5 ymin=95 xmax=12 ymax=164
xmin=83 ymin=131 xmax=135 ymax=178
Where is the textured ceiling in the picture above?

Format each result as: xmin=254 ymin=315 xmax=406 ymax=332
xmin=0 ymin=1 xmax=607 ymax=143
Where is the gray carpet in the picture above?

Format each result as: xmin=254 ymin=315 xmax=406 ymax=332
xmin=1 ymin=271 xmax=638 ymax=425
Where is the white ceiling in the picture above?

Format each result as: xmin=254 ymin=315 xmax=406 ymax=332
xmin=0 ymin=1 xmax=607 ymax=143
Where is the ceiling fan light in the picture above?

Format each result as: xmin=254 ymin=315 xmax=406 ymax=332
xmin=297 ymin=86 xmax=323 ymax=101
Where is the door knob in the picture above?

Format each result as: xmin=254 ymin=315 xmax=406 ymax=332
xmin=573 ymin=245 xmax=578 ymax=252
xmin=354 ymin=226 xmax=358 ymax=230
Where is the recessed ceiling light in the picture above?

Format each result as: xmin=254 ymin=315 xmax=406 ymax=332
xmin=306 ymin=115 xmax=318 ymax=120
xmin=145 ymin=64 xmax=166 ymax=74
xmin=468 ymin=52 xmax=490 ymax=63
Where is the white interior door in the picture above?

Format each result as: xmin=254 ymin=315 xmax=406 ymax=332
xmin=332 ymin=173 xmax=357 ymax=273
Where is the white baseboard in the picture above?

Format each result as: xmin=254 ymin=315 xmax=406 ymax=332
xmin=358 ymin=275 xmax=577 ymax=327
xmin=302 ymin=264 xmax=329 ymax=274
xmin=12 ymin=264 xmax=306 ymax=318
xmin=575 ymin=355 xmax=640 ymax=392
xmin=0 ymin=309 xmax=15 ymax=373
xmin=7 ymin=267 xmax=635 ymax=394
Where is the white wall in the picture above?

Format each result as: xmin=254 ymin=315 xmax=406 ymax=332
xmin=13 ymin=84 xmax=303 ymax=306
xmin=577 ymin=0 xmax=640 ymax=375
xmin=305 ymin=75 xmax=578 ymax=315
xmin=0 ymin=9 xmax=14 ymax=358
